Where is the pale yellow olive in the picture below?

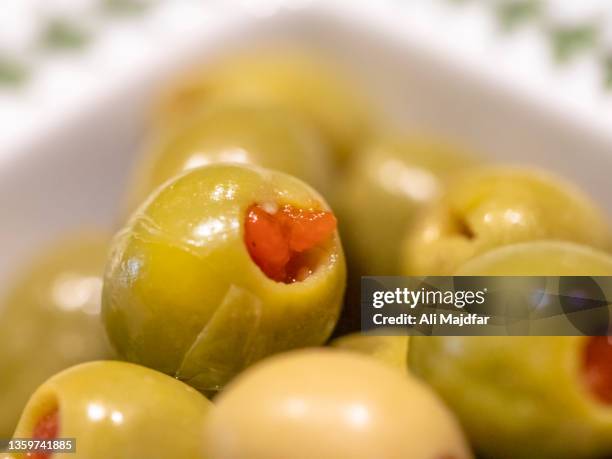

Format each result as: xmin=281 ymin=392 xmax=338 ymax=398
xmin=126 ymin=103 xmax=332 ymax=213
xmin=330 ymin=332 xmax=409 ymax=370
xmin=333 ymin=134 xmax=476 ymax=276
xmin=7 ymin=361 xmax=212 ymax=459
xmin=402 ymin=166 xmax=611 ymax=275
xmin=204 ymin=349 xmax=472 ymax=459
xmin=0 ymin=234 xmax=113 ymax=439
xmin=153 ymin=50 xmax=374 ymax=163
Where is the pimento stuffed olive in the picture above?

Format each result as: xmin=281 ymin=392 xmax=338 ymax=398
xmin=153 ymin=50 xmax=374 ymax=163
xmin=125 ymin=103 xmax=332 ymax=213
xmin=204 ymin=349 xmax=472 ymax=459
xmin=0 ymin=234 xmax=113 ymax=439
xmin=6 ymin=361 xmax=211 ymax=459
xmin=103 ymin=164 xmax=346 ymax=393
xmin=409 ymin=242 xmax=612 ymax=459
xmin=401 ymin=166 xmax=611 ymax=275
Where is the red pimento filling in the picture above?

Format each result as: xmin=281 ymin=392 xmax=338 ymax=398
xmin=28 ymin=408 xmax=59 ymax=459
xmin=583 ymin=336 xmax=612 ymax=404
xmin=245 ymin=203 xmax=337 ymax=283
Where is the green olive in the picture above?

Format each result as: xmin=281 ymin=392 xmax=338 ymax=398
xmin=153 ymin=50 xmax=374 ymax=163
xmin=103 ymin=163 xmax=346 ymax=393
xmin=330 ymin=332 xmax=409 ymax=370
xmin=401 ymin=166 xmax=611 ymax=275
xmin=7 ymin=361 xmax=212 ymax=459
xmin=334 ymin=134 xmax=476 ymax=276
xmin=204 ymin=349 xmax=472 ymax=459
xmin=126 ymin=103 xmax=333 ymax=213
xmin=410 ymin=336 xmax=612 ymax=459
xmin=410 ymin=242 xmax=612 ymax=459
xmin=0 ymin=234 xmax=113 ymax=439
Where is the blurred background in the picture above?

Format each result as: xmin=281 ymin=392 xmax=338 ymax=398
xmin=2 ymin=1 xmax=612 ymax=282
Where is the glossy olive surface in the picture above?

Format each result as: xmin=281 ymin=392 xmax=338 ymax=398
xmin=103 ymin=164 xmax=346 ymax=393
xmin=410 ymin=243 xmax=612 ymax=459
xmin=330 ymin=332 xmax=409 ymax=370
xmin=8 ymin=361 xmax=212 ymax=459
xmin=0 ymin=234 xmax=113 ymax=439
xmin=126 ymin=103 xmax=332 ymax=213
xmin=334 ymin=135 xmax=475 ymax=276
xmin=153 ymin=50 xmax=374 ymax=162
xmin=204 ymin=349 xmax=472 ymax=459
xmin=410 ymin=336 xmax=612 ymax=459
xmin=456 ymin=241 xmax=612 ymax=275
xmin=401 ymin=166 xmax=611 ymax=275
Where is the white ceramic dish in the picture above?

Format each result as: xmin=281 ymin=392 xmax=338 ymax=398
xmin=1 ymin=1 xmax=611 ymax=296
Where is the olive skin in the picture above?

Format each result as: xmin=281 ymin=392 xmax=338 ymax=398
xmin=204 ymin=349 xmax=472 ymax=459
xmin=126 ymin=103 xmax=332 ymax=213
xmin=334 ymin=135 xmax=475 ymax=276
xmin=401 ymin=166 xmax=611 ymax=275
xmin=409 ymin=242 xmax=612 ymax=459
xmin=0 ymin=234 xmax=113 ymax=439
xmin=456 ymin=241 xmax=612 ymax=276
xmin=330 ymin=333 xmax=409 ymax=370
xmin=153 ymin=50 xmax=374 ymax=163
xmin=6 ymin=361 xmax=212 ymax=459
xmin=103 ymin=164 xmax=346 ymax=393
